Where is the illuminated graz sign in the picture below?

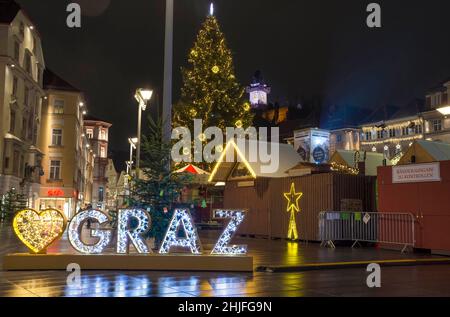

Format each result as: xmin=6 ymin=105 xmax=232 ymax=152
xmin=13 ymin=208 xmax=247 ymax=256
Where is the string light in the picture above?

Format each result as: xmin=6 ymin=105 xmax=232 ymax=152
xmin=330 ymin=162 xmax=359 ymax=175
xmin=68 ymin=209 xmax=112 ymax=254
xmin=211 ymin=65 xmax=220 ymax=74
xmin=283 ymin=183 xmax=303 ymax=240
xmin=117 ymin=209 xmax=151 ymax=254
xmin=159 ymin=209 xmax=202 ymax=254
xmin=211 ymin=210 xmax=247 ymax=255
xmin=361 ymin=134 xmax=423 ymax=145
xmin=13 ymin=208 xmax=67 ymax=254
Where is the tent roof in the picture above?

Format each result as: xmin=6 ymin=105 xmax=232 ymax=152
xmin=399 ymin=140 xmax=450 ymax=165
xmin=173 ymin=164 xmax=210 ymax=175
xmin=209 ymin=140 xmax=301 ymax=182
xmin=330 ymin=150 xmax=390 ymax=176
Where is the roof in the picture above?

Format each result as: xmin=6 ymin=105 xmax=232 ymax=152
xmin=44 ymin=69 xmax=81 ymax=92
xmin=330 ymin=150 xmax=390 ymax=176
xmin=0 ymin=0 xmax=20 ymax=24
xmin=209 ymin=139 xmax=301 ymax=182
xmin=360 ymin=105 xmax=400 ymax=125
xmin=84 ymin=115 xmax=112 ymax=127
xmin=399 ymin=140 xmax=450 ymax=165
xmin=173 ymin=164 xmax=210 ymax=175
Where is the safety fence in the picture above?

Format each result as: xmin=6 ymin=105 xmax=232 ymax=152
xmin=318 ymin=211 xmax=415 ymax=253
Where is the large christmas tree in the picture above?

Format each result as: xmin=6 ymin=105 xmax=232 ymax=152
xmin=173 ymin=15 xmax=253 ymax=153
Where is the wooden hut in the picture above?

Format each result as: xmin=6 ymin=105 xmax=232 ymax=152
xmin=210 ymin=140 xmax=377 ymax=241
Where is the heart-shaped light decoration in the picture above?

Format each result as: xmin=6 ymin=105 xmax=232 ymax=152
xmin=13 ymin=208 xmax=67 ymax=254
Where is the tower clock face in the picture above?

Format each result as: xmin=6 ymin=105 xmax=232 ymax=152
xmin=250 ymin=91 xmax=267 ymax=105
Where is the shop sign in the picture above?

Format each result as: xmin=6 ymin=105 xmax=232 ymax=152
xmin=47 ymin=189 xmax=65 ymax=197
xmin=392 ymin=163 xmax=441 ymax=184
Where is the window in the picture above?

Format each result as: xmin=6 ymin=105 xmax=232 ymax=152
xmin=100 ymin=146 xmax=106 ymax=158
xmin=433 ymin=120 xmax=442 ymax=132
xmin=336 ymin=135 xmax=342 ymax=143
xmin=377 ymin=131 xmax=383 ymax=139
xmin=52 ymin=129 xmax=63 ymax=146
xmin=402 ymin=127 xmax=409 ymax=136
xmin=415 ymin=125 xmax=422 ymax=134
xmin=19 ymin=22 xmax=25 ymax=38
xmin=86 ymin=128 xmax=94 ymax=139
xmin=365 ymin=132 xmax=371 ymax=141
xmin=24 ymin=86 xmax=29 ymax=106
xmin=99 ymin=129 xmax=107 ymax=141
xmin=9 ymin=109 xmax=16 ymax=133
xmin=4 ymin=157 xmax=9 ymax=170
xmin=24 ymin=52 xmax=32 ymax=75
xmin=98 ymin=187 xmax=104 ymax=202
xmin=53 ymin=99 xmax=64 ymax=114
xmin=36 ymin=67 xmax=41 ymax=84
xmin=12 ymin=77 xmax=18 ymax=97
xmin=50 ymin=160 xmax=61 ymax=180
xmin=32 ymin=36 xmax=37 ymax=54
xmin=14 ymin=41 xmax=20 ymax=62
xmin=389 ymin=129 xmax=396 ymax=138
xmin=27 ymin=113 xmax=33 ymax=140
xmin=13 ymin=151 xmax=19 ymax=176
xmin=22 ymin=118 xmax=27 ymax=139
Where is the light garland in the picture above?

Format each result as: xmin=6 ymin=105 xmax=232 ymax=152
xmin=13 ymin=208 xmax=67 ymax=254
xmin=362 ymin=119 xmax=423 ymax=132
xmin=283 ymin=183 xmax=303 ymax=240
xmin=361 ymin=134 xmax=423 ymax=145
xmin=159 ymin=209 xmax=202 ymax=254
xmin=330 ymin=162 xmax=360 ymax=175
xmin=211 ymin=210 xmax=247 ymax=255
xmin=68 ymin=209 xmax=112 ymax=254
xmin=117 ymin=209 xmax=151 ymax=254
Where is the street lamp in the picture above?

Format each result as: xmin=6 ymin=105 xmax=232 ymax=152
xmin=127 ymin=137 xmax=138 ymax=175
xmin=134 ymin=88 xmax=153 ymax=177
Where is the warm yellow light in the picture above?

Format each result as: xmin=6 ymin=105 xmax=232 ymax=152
xmin=211 ymin=65 xmax=220 ymax=74
xmin=13 ymin=208 xmax=67 ymax=254
xmin=208 ymin=140 xmax=257 ymax=183
xmin=437 ymin=106 xmax=450 ymax=116
xmin=243 ymin=103 xmax=251 ymax=112
xmin=235 ymin=120 xmax=243 ymax=128
xmin=283 ymin=183 xmax=303 ymax=240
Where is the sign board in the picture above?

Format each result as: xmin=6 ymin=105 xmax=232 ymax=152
xmin=294 ymin=129 xmax=330 ymax=164
xmin=392 ymin=163 xmax=441 ymax=184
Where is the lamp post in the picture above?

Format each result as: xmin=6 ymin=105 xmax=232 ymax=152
xmin=134 ymin=89 xmax=153 ymax=178
xmin=127 ymin=137 xmax=138 ymax=175
xmin=163 ymin=0 xmax=174 ymax=143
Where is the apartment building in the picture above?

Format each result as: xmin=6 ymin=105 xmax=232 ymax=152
xmin=84 ymin=116 xmax=112 ymax=211
xmin=360 ymin=101 xmax=425 ymax=161
xmin=423 ymin=79 xmax=450 ymax=144
xmin=37 ymin=69 xmax=93 ymax=218
xmin=0 ymin=0 xmax=45 ymax=207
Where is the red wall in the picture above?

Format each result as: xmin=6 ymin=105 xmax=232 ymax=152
xmin=378 ymin=161 xmax=450 ymax=251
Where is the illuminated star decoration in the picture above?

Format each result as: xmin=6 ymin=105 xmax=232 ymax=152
xmin=283 ymin=183 xmax=303 ymax=240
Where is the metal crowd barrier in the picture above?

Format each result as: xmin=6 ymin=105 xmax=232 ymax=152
xmin=318 ymin=211 xmax=415 ymax=253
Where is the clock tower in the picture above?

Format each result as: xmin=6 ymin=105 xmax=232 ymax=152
xmin=246 ymin=71 xmax=271 ymax=109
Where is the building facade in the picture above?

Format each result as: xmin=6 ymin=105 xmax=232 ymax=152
xmin=37 ymin=69 xmax=93 ymax=218
xmin=84 ymin=116 xmax=112 ymax=211
xmin=423 ymin=80 xmax=450 ymax=144
xmin=0 ymin=1 xmax=46 ymax=208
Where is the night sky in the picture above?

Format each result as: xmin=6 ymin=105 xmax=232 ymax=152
xmin=15 ymin=0 xmax=450 ymax=152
